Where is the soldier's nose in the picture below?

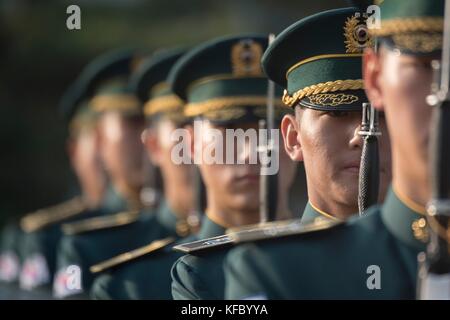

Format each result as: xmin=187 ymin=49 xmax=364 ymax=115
xmin=237 ymin=138 xmax=258 ymax=164
xmin=349 ymin=124 xmax=363 ymax=149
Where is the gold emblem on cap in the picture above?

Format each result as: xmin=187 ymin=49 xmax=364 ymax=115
xmin=231 ymin=39 xmax=263 ymax=76
xmin=344 ymin=13 xmax=373 ymax=53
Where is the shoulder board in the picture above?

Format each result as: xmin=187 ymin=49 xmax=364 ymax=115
xmin=62 ymin=210 xmax=140 ymax=235
xmin=172 ymin=218 xmax=343 ymax=253
xmin=172 ymin=234 xmax=233 ymax=254
xmin=20 ymin=197 xmax=88 ymax=233
xmin=226 ymin=217 xmax=344 ymax=243
xmin=90 ymin=237 xmax=175 ymax=274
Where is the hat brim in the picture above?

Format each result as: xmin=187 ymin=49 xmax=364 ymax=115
xmin=298 ymin=89 xmax=367 ymax=111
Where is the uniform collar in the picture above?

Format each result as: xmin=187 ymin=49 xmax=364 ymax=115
xmin=301 ymin=201 xmax=340 ymax=224
xmin=154 ymin=200 xmax=201 ymax=237
xmin=154 ymin=199 xmax=178 ymax=234
xmin=381 ymin=185 xmax=428 ymax=251
xmin=100 ymin=184 xmax=129 ymax=214
xmin=198 ymin=215 xmax=227 ymax=239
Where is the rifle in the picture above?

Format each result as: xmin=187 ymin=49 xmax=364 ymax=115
xmin=358 ymin=102 xmax=381 ymax=215
xmin=259 ymin=33 xmax=278 ymax=223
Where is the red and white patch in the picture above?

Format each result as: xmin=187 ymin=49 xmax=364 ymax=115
xmin=0 ymin=251 xmax=20 ymax=282
xmin=19 ymin=254 xmax=50 ymax=290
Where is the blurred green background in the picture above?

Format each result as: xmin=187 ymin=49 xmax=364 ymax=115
xmin=0 ymin=0 xmax=347 ymax=226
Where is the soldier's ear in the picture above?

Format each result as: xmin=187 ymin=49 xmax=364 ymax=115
xmin=281 ymin=113 xmax=303 ymax=162
xmin=363 ymin=48 xmax=384 ymax=111
xmin=142 ymin=128 xmax=161 ymax=165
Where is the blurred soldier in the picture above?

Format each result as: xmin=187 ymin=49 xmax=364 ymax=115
xmin=51 ymin=49 xmax=143 ymax=298
xmin=89 ymin=48 xmax=199 ymax=299
xmin=52 ymin=49 xmax=195 ymax=299
xmin=1 ymin=82 xmax=108 ymax=294
xmin=17 ymin=94 xmax=106 ymax=293
xmin=169 ymin=34 xmax=297 ymax=299
xmin=224 ymin=4 xmax=439 ymax=299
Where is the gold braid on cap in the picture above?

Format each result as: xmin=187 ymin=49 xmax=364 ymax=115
xmin=184 ymin=96 xmax=286 ymax=117
xmin=143 ymin=95 xmax=183 ymax=116
xmin=90 ymin=94 xmax=140 ymax=113
xmin=391 ymin=33 xmax=442 ymax=53
xmin=369 ymin=17 xmax=443 ymax=36
xmin=282 ymin=79 xmax=364 ymax=108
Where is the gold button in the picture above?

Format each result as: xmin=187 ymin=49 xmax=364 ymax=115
xmin=412 ymin=218 xmax=429 ymax=243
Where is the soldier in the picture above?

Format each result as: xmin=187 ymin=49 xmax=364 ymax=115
xmin=52 ymin=49 xmax=197 ymax=299
xmin=88 ymin=48 xmax=199 ymax=300
xmin=277 ymin=17 xmax=391 ymax=222
xmin=51 ymin=49 xmax=144 ymax=298
xmin=15 ymin=82 xmax=108 ymax=294
xmin=223 ymin=4 xmax=442 ymax=299
xmin=0 ymin=80 xmax=111 ymax=296
xmin=169 ymin=34 xmax=297 ymax=299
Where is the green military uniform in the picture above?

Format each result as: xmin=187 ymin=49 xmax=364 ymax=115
xmin=53 ymin=49 xmax=198 ymax=299
xmin=0 ymin=222 xmax=24 ymax=284
xmin=168 ymin=34 xmax=290 ymax=300
xmin=89 ymin=48 xmax=202 ymax=300
xmin=301 ymin=202 xmax=341 ymax=224
xmin=18 ymin=186 xmax=129 ymax=293
xmin=90 ymin=216 xmax=222 ymax=299
xmin=18 ymin=198 xmax=91 ymax=292
xmin=54 ymin=201 xmax=184 ymax=298
xmin=0 ymin=85 xmax=116 ymax=295
xmin=0 ymin=184 xmax=126 ymax=290
xmin=225 ymin=188 xmax=425 ymax=299
xmin=223 ymin=4 xmax=439 ymax=299
xmin=0 ymin=222 xmax=53 ymax=299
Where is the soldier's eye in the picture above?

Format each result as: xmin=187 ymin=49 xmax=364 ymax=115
xmin=404 ymin=59 xmax=433 ymax=70
xmin=419 ymin=60 xmax=433 ymax=70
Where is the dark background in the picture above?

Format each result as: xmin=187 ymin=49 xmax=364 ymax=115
xmin=0 ymin=0 xmax=347 ymax=225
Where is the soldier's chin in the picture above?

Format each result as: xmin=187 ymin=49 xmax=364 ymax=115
xmin=230 ymin=195 xmax=260 ymax=213
xmin=335 ymin=185 xmax=359 ymax=206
